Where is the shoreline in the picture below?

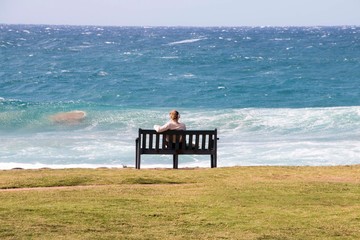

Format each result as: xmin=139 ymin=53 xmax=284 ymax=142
xmin=0 ymin=164 xmax=360 ymax=172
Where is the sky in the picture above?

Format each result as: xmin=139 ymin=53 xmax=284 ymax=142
xmin=1 ymin=0 xmax=360 ymax=27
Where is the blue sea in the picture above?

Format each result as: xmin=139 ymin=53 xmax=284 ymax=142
xmin=1 ymin=24 xmax=360 ymax=169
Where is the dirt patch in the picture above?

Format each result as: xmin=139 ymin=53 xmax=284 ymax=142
xmin=0 ymin=185 xmax=102 ymax=192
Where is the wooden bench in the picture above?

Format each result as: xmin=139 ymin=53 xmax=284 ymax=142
xmin=135 ymin=129 xmax=218 ymax=169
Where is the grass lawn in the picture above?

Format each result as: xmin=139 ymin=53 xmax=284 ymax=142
xmin=1 ymin=165 xmax=360 ymax=239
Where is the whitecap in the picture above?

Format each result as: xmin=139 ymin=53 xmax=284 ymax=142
xmin=271 ymin=38 xmax=291 ymax=41
xmin=167 ymin=38 xmax=205 ymax=46
xmin=183 ymin=73 xmax=195 ymax=78
xmin=68 ymin=45 xmax=91 ymax=52
xmin=98 ymin=71 xmax=109 ymax=76
xmin=160 ymin=56 xmax=179 ymax=59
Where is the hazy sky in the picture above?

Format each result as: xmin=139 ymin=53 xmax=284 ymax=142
xmin=1 ymin=0 xmax=360 ymax=27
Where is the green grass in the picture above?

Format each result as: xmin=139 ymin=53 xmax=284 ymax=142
xmin=1 ymin=166 xmax=360 ymax=239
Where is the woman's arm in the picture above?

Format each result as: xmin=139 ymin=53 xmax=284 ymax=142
xmin=154 ymin=122 xmax=171 ymax=132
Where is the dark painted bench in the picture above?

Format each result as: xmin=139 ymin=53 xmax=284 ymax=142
xmin=135 ymin=129 xmax=218 ymax=169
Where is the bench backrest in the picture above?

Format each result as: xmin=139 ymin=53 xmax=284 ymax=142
xmin=138 ymin=129 xmax=217 ymax=154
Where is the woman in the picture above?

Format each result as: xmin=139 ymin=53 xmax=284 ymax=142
xmin=154 ymin=110 xmax=186 ymax=132
xmin=154 ymin=110 xmax=186 ymax=148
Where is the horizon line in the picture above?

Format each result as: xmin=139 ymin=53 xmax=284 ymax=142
xmin=1 ymin=22 xmax=359 ymax=28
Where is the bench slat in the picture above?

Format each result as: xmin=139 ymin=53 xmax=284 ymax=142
xmin=195 ymin=134 xmax=200 ymax=150
xmin=142 ymin=133 xmax=146 ymax=150
xmin=149 ymin=134 xmax=153 ymax=150
xmin=188 ymin=134 xmax=193 ymax=150
xmin=162 ymin=134 xmax=166 ymax=149
xmin=202 ymin=134 xmax=206 ymax=150
xmin=155 ymin=134 xmax=160 ymax=151
xmin=181 ymin=133 xmax=186 ymax=150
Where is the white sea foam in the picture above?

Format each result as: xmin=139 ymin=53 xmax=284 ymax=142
xmin=271 ymin=38 xmax=291 ymax=41
xmin=68 ymin=45 xmax=91 ymax=52
xmin=167 ymin=38 xmax=205 ymax=45
xmin=97 ymin=71 xmax=109 ymax=76
xmin=159 ymin=56 xmax=179 ymax=59
xmin=183 ymin=73 xmax=195 ymax=78
xmin=1 ymin=107 xmax=360 ymax=169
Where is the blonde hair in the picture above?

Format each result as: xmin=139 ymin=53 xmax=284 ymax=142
xmin=169 ymin=110 xmax=180 ymax=121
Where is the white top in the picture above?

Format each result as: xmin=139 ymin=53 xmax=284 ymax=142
xmin=154 ymin=120 xmax=186 ymax=132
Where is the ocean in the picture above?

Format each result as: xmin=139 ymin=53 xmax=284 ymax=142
xmin=1 ymin=24 xmax=360 ymax=169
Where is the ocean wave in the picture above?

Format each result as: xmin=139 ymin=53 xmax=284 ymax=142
xmin=159 ymin=56 xmax=179 ymax=59
xmin=167 ymin=38 xmax=205 ymax=45
xmin=1 ymin=106 xmax=360 ymax=169
xmin=1 ymin=105 xmax=360 ymax=134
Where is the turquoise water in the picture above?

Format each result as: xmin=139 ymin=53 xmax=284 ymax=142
xmin=1 ymin=25 xmax=360 ymax=169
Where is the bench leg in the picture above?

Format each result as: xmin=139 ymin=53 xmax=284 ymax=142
xmin=136 ymin=154 xmax=141 ymax=169
xmin=173 ymin=154 xmax=178 ymax=169
xmin=135 ymin=138 xmax=140 ymax=169
xmin=211 ymin=154 xmax=217 ymax=168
